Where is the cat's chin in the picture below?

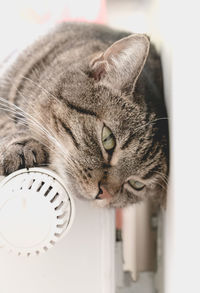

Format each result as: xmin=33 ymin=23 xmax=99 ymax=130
xmin=92 ymin=198 xmax=110 ymax=208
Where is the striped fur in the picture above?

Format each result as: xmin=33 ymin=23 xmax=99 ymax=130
xmin=0 ymin=23 xmax=168 ymax=207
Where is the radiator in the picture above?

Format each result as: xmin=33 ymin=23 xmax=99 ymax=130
xmin=0 ymin=168 xmax=115 ymax=293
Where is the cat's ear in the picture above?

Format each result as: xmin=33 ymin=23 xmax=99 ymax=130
xmin=90 ymin=34 xmax=150 ymax=92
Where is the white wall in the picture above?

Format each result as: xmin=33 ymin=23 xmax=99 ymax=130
xmin=161 ymin=1 xmax=200 ymax=293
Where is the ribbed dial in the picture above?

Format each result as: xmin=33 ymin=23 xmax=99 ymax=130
xmin=0 ymin=168 xmax=75 ymax=257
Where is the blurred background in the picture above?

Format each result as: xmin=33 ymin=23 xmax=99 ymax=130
xmin=0 ymin=0 xmax=167 ymax=58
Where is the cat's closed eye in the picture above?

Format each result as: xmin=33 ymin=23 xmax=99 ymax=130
xmin=101 ymin=125 xmax=116 ymax=153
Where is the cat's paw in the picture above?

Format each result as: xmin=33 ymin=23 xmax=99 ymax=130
xmin=0 ymin=139 xmax=49 ymax=176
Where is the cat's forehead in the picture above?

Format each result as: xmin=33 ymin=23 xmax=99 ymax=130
xmin=60 ymin=71 xmax=143 ymax=128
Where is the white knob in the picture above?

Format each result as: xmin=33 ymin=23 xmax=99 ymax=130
xmin=0 ymin=168 xmax=75 ymax=256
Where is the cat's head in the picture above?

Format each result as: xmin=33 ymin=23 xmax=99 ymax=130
xmin=43 ymin=34 xmax=168 ymax=208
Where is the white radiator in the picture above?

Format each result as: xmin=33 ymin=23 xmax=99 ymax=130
xmin=0 ymin=168 xmax=115 ymax=293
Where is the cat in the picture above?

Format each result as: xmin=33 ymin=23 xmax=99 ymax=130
xmin=0 ymin=22 xmax=169 ymax=208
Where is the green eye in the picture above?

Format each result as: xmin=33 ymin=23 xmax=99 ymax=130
xmin=128 ymin=179 xmax=145 ymax=191
xmin=102 ymin=126 xmax=116 ymax=151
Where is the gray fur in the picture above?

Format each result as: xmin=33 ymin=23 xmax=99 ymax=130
xmin=0 ymin=22 xmax=168 ymax=207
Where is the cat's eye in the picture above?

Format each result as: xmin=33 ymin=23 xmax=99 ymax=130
xmin=102 ymin=126 xmax=116 ymax=152
xmin=128 ymin=179 xmax=145 ymax=191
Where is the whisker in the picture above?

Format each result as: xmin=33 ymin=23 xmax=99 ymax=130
xmin=0 ymin=99 xmax=64 ymax=158
xmin=156 ymin=182 xmax=167 ymax=192
xmin=26 ymin=123 xmax=72 ymax=165
xmin=153 ymin=171 xmax=168 ymax=185
xmin=0 ymin=105 xmax=25 ymax=119
xmin=134 ymin=117 xmax=169 ymax=135
xmin=1 ymin=118 xmax=71 ymax=168
xmin=16 ymin=90 xmax=62 ymax=146
xmin=151 ymin=177 xmax=167 ymax=192
xmin=20 ymin=75 xmax=60 ymax=103
xmin=0 ymin=95 xmax=73 ymax=170
xmin=6 ymin=117 xmax=27 ymax=128
xmin=1 ymin=78 xmax=72 ymax=164
xmin=0 ymin=96 xmax=59 ymax=149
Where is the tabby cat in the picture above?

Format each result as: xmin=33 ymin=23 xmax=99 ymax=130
xmin=0 ymin=22 xmax=168 ymax=207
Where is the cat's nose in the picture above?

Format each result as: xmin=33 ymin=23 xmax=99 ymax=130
xmin=95 ymin=186 xmax=112 ymax=200
xmin=95 ymin=186 xmax=103 ymax=199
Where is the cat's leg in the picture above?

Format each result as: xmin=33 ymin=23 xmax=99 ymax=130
xmin=0 ymin=132 xmax=49 ymax=176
